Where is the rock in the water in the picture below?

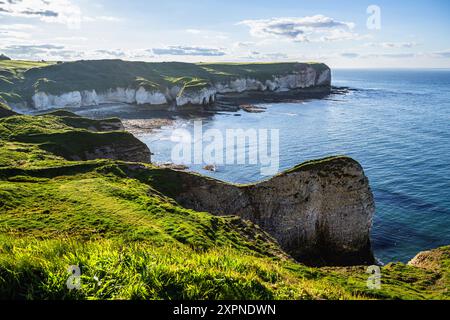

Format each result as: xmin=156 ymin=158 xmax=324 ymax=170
xmin=240 ymin=104 xmax=267 ymax=113
xmin=155 ymin=156 xmax=375 ymax=266
xmin=203 ymin=164 xmax=218 ymax=172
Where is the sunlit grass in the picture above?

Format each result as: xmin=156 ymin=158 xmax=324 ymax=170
xmin=0 ymin=112 xmax=448 ymax=300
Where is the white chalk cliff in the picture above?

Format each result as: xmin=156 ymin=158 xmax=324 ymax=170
xmin=30 ymin=66 xmax=331 ymax=110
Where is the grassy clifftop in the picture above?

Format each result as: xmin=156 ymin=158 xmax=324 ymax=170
xmin=0 ymin=59 xmax=330 ymax=105
xmin=0 ymin=101 xmax=16 ymax=118
xmin=0 ymin=112 xmax=448 ymax=300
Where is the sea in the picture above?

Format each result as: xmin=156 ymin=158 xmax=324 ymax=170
xmin=78 ymin=69 xmax=450 ymax=264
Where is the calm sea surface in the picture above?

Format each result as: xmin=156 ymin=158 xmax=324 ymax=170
xmin=80 ymin=69 xmax=450 ymax=263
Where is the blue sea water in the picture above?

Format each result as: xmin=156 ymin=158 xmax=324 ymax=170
xmin=139 ymin=69 xmax=450 ymax=264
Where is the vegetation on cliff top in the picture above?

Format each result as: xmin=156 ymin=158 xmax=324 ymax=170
xmin=0 ymin=59 xmax=330 ymax=105
xmin=0 ymin=112 xmax=144 ymax=162
xmin=0 ymin=101 xmax=16 ymax=118
xmin=0 ymin=111 xmax=448 ymax=300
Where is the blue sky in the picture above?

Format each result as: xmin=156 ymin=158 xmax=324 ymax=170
xmin=1 ymin=0 xmax=450 ymax=68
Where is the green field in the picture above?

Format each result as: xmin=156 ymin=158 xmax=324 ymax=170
xmin=0 ymin=59 xmax=330 ymax=105
xmin=0 ymin=110 xmax=448 ymax=300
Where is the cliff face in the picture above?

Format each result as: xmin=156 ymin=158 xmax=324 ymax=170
xmin=32 ymin=88 xmax=168 ymax=110
xmin=58 ymin=132 xmax=152 ymax=163
xmin=152 ymin=156 xmax=375 ymax=266
xmin=28 ymin=64 xmax=331 ymax=110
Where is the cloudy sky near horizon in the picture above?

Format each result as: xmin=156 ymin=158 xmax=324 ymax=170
xmin=1 ymin=0 xmax=450 ymax=68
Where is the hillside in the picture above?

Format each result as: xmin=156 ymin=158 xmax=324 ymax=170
xmin=0 ymin=60 xmax=331 ymax=109
xmin=0 ymin=111 xmax=448 ymax=300
xmin=0 ymin=102 xmax=16 ymax=118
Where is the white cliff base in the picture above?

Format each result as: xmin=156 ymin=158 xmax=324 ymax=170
xmin=30 ymin=67 xmax=331 ymax=110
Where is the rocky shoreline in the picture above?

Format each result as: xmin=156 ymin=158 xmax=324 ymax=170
xmin=69 ymin=85 xmax=340 ymax=136
xmin=122 ymin=118 xmax=175 ymax=135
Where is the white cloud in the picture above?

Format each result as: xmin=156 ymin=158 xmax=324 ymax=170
xmin=0 ymin=1 xmax=122 ymax=29
xmin=0 ymin=24 xmax=36 ymax=44
xmin=233 ymin=41 xmax=253 ymax=48
xmin=152 ymin=46 xmax=226 ymax=57
xmin=432 ymin=50 xmax=450 ymax=58
xmin=54 ymin=36 xmax=88 ymax=42
xmin=320 ymin=29 xmax=369 ymax=42
xmin=83 ymin=15 xmax=123 ymax=23
xmin=0 ymin=43 xmax=68 ymax=60
xmin=339 ymin=52 xmax=418 ymax=59
xmin=0 ymin=29 xmax=32 ymax=40
xmin=238 ymin=15 xmax=359 ymax=42
xmin=94 ymin=49 xmax=127 ymax=58
xmin=365 ymin=42 xmax=418 ymax=48
xmin=0 ymin=42 xmax=150 ymax=61
xmin=186 ymin=29 xmax=202 ymax=34
xmin=184 ymin=28 xmax=229 ymax=41
xmin=0 ymin=44 xmax=137 ymax=61
xmin=370 ymin=53 xmax=417 ymax=58
xmin=341 ymin=52 xmax=359 ymax=58
xmin=0 ymin=23 xmax=36 ymax=30
xmin=239 ymin=51 xmax=289 ymax=61
xmin=0 ymin=0 xmax=82 ymax=29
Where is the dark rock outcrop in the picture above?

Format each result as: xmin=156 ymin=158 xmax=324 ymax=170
xmin=0 ymin=54 xmax=11 ymax=61
xmin=0 ymin=102 xmax=16 ymax=118
xmin=81 ymin=136 xmax=151 ymax=163
xmin=151 ymin=156 xmax=375 ymax=266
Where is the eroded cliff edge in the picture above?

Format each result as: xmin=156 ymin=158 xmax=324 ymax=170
xmin=148 ymin=156 xmax=375 ymax=266
xmin=0 ymin=60 xmax=331 ymax=111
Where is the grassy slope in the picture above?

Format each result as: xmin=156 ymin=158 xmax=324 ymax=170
xmin=0 ymin=60 xmax=53 ymax=103
xmin=0 ymin=113 xmax=140 ymax=161
xmin=0 ymin=113 xmax=448 ymax=300
xmin=0 ymin=60 xmax=330 ymax=104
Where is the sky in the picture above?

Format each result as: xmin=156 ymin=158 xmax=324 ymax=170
xmin=1 ymin=0 xmax=450 ymax=68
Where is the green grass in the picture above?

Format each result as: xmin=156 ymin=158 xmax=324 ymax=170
xmin=0 ymin=113 xmax=142 ymax=161
xmin=0 ymin=60 xmax=52 ymax=71
xmin=0 ymin=60 xmax=53 ymax=103
xmin=0 ymin=112 xmax=448 ymax=300
xmin=0 ymin=59 xmax=330 ymax=104
xmin=0 ymin=236 xmax=329 ymax=300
